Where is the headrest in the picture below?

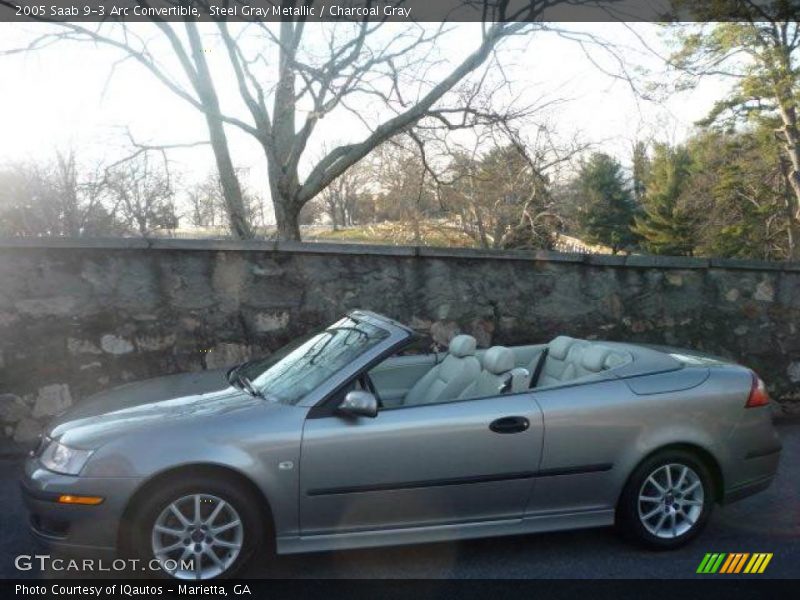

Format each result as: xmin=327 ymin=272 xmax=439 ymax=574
xmin=582 ymin=345 xmax=612 ymax=372
xmin=482 ymin=346 xmax=515 ymax=374
xmin=548 ymin=336 xmax=575 ymax=360
xmin=449 ymin=334 xmax=477 ymax=358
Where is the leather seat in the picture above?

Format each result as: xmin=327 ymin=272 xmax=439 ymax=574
xmin=459 ymin=346 xmax=516 ymax=399
xmin=536 ymin=336 xmax=632 ymax=387
xmin=537 ymin=336 xmax=577 ymax=387
xmin=403 ymin=334 xmax=481 ymax=405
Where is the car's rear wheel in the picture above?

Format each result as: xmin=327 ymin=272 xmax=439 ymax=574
xmin=126 ymin=476 xmax=265 ymax=580
xmin=617 ymin=449 xmax=715 ymax=549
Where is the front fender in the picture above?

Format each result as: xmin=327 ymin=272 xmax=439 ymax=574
xmin=82 ymin=402 xmax=308 ymax=538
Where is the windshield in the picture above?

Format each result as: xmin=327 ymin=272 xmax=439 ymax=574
xmin=232 ymin=316 xmax=390 ymax=405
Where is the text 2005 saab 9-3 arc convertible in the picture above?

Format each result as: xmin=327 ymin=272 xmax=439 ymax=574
xmin=22 ymin=310 xmax=782 ymax=580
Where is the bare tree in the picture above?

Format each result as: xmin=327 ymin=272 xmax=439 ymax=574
xmin=106 ymin=153 xmax=178 ymax=236
xmin=187 ymin=173 xmax=227 ymax=229
xmin=319 ymin=158 xmax=370 ymax=230
xmin=3 ymin=0 xmax=552 ymax=240
xmin=445 ymin=130 xmax=578 ymax=249
xmin=0 ymin=150 xmax=117 ymax=237
xmin=370 ymin=141 xmax=441 ymax=244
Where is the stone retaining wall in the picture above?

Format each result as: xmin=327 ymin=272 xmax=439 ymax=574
xmin=1 ymin=238 xmax=799 ymax=442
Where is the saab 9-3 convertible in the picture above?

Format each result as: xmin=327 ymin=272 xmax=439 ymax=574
xmin=22 ymin=310 xmax=781 ymax=579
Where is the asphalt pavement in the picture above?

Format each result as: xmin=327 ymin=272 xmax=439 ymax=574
xmin=1 ymin=421 xmax=798 ymax=579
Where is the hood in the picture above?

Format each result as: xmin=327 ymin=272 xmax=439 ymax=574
xmin=49 ymin=368 xmax=265 ymax=448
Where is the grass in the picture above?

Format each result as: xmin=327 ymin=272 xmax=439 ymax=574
xmin=156 ymin=219 xmax=613 ymax=254
xmin=305 ymin=220 xmax=478 ymax=248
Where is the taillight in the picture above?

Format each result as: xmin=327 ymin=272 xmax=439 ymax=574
xmin=746 ymin=372 xmax=770 ymax=408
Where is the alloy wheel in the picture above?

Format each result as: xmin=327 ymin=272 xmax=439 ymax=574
xmin=637 ymin=463 xmax=705 ymax=539
xmin=151 ymin=493 xmax=244 ymax=580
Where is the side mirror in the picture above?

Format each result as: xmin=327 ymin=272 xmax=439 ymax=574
xmin=338 ymin=390 xmax=378 ymax=418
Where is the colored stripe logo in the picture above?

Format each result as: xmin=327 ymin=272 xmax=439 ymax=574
xmin=697 ymin=553 xmax=773 ymax=574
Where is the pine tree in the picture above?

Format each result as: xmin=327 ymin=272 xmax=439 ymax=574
xmin=668 ymin=9 xmax=800 ymax=258
xmin=632 ymin=140 xmax=650 ymax=205
xmin=576 ymin=152 xmax=638 ymax=254
xmin=633 ymin=143 xmax=696 ymax=256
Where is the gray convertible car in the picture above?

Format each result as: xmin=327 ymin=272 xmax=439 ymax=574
xmin=22 ymin=310 xmax=781 ymax=580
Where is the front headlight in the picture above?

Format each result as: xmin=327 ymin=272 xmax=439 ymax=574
xmin=39 ymin=439 xmax=93 ymax=475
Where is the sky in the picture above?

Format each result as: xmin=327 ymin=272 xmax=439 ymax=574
xmin=0 ymin=21 xmax=728 ymax=224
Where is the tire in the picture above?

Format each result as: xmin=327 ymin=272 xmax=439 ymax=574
xmin=125 ymin=475 xmax=265 ymax=580
xmin=616 ymin=449 xmax=715 ymax=550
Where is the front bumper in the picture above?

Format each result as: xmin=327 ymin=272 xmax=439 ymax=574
xmin=21 ymin=457 xmax=143 ymax=556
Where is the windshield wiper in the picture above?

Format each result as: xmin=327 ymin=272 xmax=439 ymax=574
xmin=238 ymin=374 xmax=265 ymax=399
xmin=227 ymin=367 xmax=266 ymax=400
xmin=232 ymin=371 xmax=267 ymax=400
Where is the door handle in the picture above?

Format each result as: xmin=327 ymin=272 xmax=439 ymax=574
xmin=489 ymin=416 xmax=530 ymax=434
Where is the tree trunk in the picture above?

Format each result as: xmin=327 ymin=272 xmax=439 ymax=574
xmin=185 ymin=23 xmax=253 ymax=240
xmin=776 ymin=127 xmax=800 ymax=260
xmin=204 ymin=113 xmax=253 ymax=239
xmin=787 ymin=220 xmax=799 ymax=260
xmin=771 ymin=40 xmax=800 ymax=260
xmin=472 ymin=205 xmax=490 ymax=249
xmin=273 ymin=196 xmax=301 ymax=241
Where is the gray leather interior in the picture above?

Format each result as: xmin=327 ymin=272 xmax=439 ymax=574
xmin=392 ymin=335 xmax=633 ymax=407
xmin=458 ymin=346 xmax=516 ymax=400
xmin=369 ymin=354 xmax=439 ymax=407
xmin=536 ymin=336 xmax=632 ymax=388
xmin=403 ymin=335 xmax=480 ymax=406
xmin=481 ymin=346 xmax=515 ymax=374
xmin=448 ymin=334 xmax=477 ymax=358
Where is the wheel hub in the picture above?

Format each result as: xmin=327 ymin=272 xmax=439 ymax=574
xmin=151 ymin=493 xmax=244 ymax=580
xmin=637 ymin=462 xmax=705 ymax=539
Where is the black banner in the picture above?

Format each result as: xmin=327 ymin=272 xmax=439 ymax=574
xmin=0 ymin=0 xmax=798 ymax=23
xmin=5 ymin=579 xmax=800 ymax=600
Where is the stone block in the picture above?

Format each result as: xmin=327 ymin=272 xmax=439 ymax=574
xmin=0 ymin=394 xmax=28 ymax=423
xmin=101 ymin=334 xmax=134 ymax=355
xmin=32 ymin=384 xmax=72 ymax=419
xmin=15 ymin=296 xmax=76 ymax=317
xmin=205 ymin=343 xmax=252 ymax=370
xmin=13 ymin=418 xmax=43 ymax=443
xmin=254 ymin=311 xmax=290 ymax=333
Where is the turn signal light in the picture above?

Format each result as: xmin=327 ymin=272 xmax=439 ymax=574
xmin=57 ymin=495 xmax=104 ymax=505
xmin=746 ymin=373 xmax=770 ymax=408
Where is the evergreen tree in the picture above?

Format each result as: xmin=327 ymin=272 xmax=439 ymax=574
xmin=633 ymin=143 xmax=696 ymax=256
xmin=683 ymin=126 xmax=790 ymax=260
xmin=576 ymin=152 xmax=638 ymax=254
xmin=631 ymin=140 xmax=650 ymax=205
xmin=668 ymin=6 xmax=800 ymax=257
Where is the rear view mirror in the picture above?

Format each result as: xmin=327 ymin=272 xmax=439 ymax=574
xmin=338 ymin=390 xmax=378 ymax=418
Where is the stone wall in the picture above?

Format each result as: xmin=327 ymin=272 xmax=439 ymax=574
xmin=1 ymin=238 xmax=799 ymax=443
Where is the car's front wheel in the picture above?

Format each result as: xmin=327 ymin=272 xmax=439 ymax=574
xmin=126 ymin=476 xmax=265 ymax=580
xmin=617 ymin=449 xmax=715 ymax=549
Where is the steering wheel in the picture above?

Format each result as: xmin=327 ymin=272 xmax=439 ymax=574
xmin=361 ymin=373 xmax=383 ymax=408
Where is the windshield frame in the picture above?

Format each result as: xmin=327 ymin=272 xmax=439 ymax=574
xmin=236 ymin=311 xmax=411 ymax=409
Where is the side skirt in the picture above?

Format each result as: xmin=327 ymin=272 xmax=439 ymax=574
xmin=275 ymin=508 xmax=614 ymax=555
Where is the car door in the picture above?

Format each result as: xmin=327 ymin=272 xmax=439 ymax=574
xmin=524 ymin=379 xmax=636 ymax=516
xmin=299 ymin=393 xmax=544 ymax=535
